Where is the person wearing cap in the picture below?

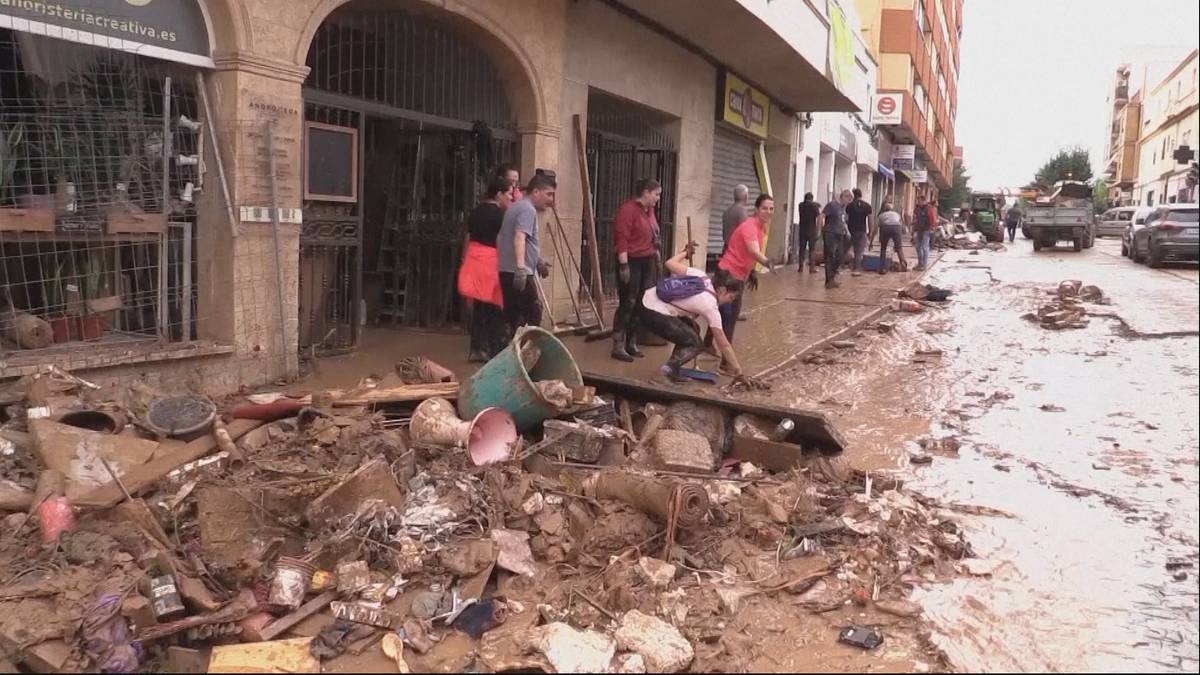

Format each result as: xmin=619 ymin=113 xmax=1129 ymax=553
xmin=497 ymin=170 xmax=556 ymax=332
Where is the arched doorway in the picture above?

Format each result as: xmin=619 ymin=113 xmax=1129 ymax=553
xmin=298 ymin=1 xmax=523 ymax=351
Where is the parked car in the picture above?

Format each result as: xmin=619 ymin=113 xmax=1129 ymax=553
xmin=1122 ymin=206 xmax=1160 ymax=257
xmin=1097 ymin=206 xmax=1136 ymax=238
xmin=1130 ymin=204 xmax=1200 ymax=267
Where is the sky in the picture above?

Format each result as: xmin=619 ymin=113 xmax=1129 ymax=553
xmin=956 ymin=0 xmax=1199 ymax=192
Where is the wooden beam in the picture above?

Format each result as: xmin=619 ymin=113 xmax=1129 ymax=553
xmin=572 ymin=114 xmax=605 ymax=299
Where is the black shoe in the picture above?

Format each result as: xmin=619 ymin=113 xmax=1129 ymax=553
xmin=467 ymin=350 xmax=488 ymax=363
xmin=611 ymin=343 xmax=635 ymax=363
xmin=626 ymin=342 xmax=645 ymax=358
xmin=667 ymin=369 xmax=690 ymax=383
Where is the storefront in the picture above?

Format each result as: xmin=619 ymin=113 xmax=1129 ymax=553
xmin=0 ymin=0 xmax=215 ymax=372
xmin=708 ymin=71 xmax=768 ymax=259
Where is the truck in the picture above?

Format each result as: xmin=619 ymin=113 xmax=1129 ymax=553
xmin=966 ymin=192 xmax=1005 ymax=242
xmin=1025 ymin=181 xmax=1096 ymax=252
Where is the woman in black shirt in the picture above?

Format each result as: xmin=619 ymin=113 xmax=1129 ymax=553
xmin=458 ymin=175 xmax=514 ymax=361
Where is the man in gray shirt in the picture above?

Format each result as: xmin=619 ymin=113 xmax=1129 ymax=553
xmin=721 ymin=184 xmax=750 ymax=250
xmin=497 ymin=170 xmax=557 ymax=330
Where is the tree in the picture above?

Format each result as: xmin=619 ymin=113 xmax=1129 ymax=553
xmin=939 ymin=162 xmax=971 ymax=215
xmin=1032 ymin=147 xmax=1093 ymax=190
xmin=1092 ymin=181 xmax=1109 ymax=213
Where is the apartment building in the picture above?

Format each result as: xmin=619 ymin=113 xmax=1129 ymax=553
xmin=1103 ymin=65 xmax=1143 ymax=206
xmin=1133 ymin=50 xmax=1199 ymax=206
xmin=856 ymin=0 xmax=962 ymax=214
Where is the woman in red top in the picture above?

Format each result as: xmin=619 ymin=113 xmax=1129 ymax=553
xmin=458 ymin=175 xmax=515 ymax=362
xmin=716 ymin=193 xmax=775 ymax=342
xmin=610 ymin=178 xmax=663 ymax=362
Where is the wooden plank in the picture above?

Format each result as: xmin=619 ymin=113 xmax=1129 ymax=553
xmin=73 ymin=419 xmax=262 ymax=510
xmin=259 ymin=591 xmax=338 ymax=642
xmin=572 ymin=114 xmax=605 ymax=299
xmin=580 ymin=371 xmax=845 ymax=456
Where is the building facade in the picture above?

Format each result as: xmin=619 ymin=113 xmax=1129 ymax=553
xmin=0 ymin=0 xmax=861 ymax=392
xmin=1133 ymin=50 xmax=1199 ymax=206
xmin=855 ymin=0 xmax=962 ymax=215
xmin=1103 ymin=65 xmax=1142 ymax=206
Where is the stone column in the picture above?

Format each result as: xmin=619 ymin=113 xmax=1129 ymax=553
xmin=196 ymin=55 xmax=309 ymax=386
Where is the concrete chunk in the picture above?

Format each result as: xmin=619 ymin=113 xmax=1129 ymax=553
xmin=614 ymin=610 xmax=694 ymax=673
xmin=652 ymin=429 xmax=712 ymax=473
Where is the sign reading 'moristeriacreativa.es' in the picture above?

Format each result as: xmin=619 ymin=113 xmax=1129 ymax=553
xmin=0 ymin=0 xmax=213 ymax=67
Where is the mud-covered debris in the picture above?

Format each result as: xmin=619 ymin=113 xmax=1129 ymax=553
xmin=875 ymin=599 xmax=922 ymax=618
xmin=614 ymin=610 xmax=694 ymax=673
xmin=1039 ymin=404 xmax=1066 ymax=412
xmin=613 ymin=653 xmax=648 ymax=673
xmin=527 ymin=622 xmax=616 ymax=674
xmin=208 ymin=637 xmax=319 ymax=673
xmin=653 ymin=429 xmax=712 ymax=473
xmin=491 ymin=529 xmax=537 ymax=577
xmin=636 ymin=557 xmax=676 ymax=589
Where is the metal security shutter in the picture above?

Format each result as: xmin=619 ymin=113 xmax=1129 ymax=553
xmin=708 ymin=127 xmax=761 ymax=256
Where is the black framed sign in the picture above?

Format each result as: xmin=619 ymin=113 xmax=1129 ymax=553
xmin=303 ymin=121 xmax=358 ymax=203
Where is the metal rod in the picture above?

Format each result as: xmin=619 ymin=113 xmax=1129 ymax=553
xmin=551 ymin=206 xmax=605 ymax=329
xmin=542 ymin=196 xmax=583 ymax=325
xmin=266 ymin=121 xmax=294 ymax=379
xmin=159 ymin=76 xmax=172 ymax=340
xmin=98 ymin=455 xmax=134 ymax=503
xmin=180 ymin=221 xmax=192 ymax=340
xmin=196 ymin=72 xmax=237 ymax=239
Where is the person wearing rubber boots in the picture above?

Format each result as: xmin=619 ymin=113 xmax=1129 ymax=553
xmin=610 ymin=178 xmax=663 ymax=362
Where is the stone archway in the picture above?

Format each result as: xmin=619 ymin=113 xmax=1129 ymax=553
xmin=199 ymin=0 xmax=253 ymax=57
xmin=294 ymin=0 xmax=547 ymax=129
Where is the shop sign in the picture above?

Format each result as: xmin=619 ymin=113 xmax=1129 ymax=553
xmin=720 ymin=70 xmax=770 ymax=140
xmin=828 ymin=0 xmax=855 ymax=92
xmin=871 ymin=93 xmax=903 ymax=125
xmin=838 ymin=126 xmax=856 ymax=159
xmin=893 ymin=144 xmax=916 ymax=170
xmin=0 ymin=0 xmax=213 ymax=67
xmin=903 ymin=166 xmax=928 ymax=183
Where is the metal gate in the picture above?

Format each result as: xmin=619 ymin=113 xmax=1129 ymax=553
xmin=299 ymin=103 xmax=362 ymax=354
xmin=302 ymin=4 xmax=517 ymax=337
xmin=582 ymin=129 xmax=679 ymax=297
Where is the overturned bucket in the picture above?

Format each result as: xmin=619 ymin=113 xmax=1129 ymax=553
xmin=458 ymin=327 xmax=583 ymax=432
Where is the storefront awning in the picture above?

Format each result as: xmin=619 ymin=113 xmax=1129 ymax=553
xmin=877 ymin=163 xmax=895 ymax=181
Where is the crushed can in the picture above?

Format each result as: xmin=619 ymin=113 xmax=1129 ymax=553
xmin=150 ymin=575 xmax=186 ymax=620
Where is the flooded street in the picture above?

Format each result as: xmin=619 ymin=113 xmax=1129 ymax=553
xmin=762 ymin=237 xmax=1199 ymax=672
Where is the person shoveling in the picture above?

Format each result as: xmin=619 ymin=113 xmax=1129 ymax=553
xmin=639 ymin=243 xmax=764 ymax=389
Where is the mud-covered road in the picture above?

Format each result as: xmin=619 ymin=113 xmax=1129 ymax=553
xmin=757 ymin=236 xmax=1198 ymax=671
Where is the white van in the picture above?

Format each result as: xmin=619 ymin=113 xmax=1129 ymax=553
xmin=1097 ymin=206 xmax=1136 ymax=238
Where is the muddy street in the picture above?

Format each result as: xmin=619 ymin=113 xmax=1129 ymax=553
xmin=750 ymin=237 xmax=1199 ymax=671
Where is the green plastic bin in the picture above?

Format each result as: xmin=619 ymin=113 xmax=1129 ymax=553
xmin=457 ymin=327 xmax=583 ymax=432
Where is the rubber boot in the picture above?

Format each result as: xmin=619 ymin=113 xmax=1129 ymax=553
xmin=625 ymin=332 xmax=645 ymax=358
xmin=610 ymin=332 xmax=635 ymax=362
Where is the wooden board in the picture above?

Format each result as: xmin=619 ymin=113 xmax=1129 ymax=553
xmin=581 ymin=371 xmax=846 ymax=456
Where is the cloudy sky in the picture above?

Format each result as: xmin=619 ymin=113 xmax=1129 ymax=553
xmin=956 ymin=0 xmax=1199 ymax=192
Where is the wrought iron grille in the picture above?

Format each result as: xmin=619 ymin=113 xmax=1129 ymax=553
xmin=582 ymin=102 xmax=680 ymax=297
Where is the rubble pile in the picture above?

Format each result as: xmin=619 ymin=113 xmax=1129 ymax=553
xmin=0 ymin=346 xmax=968 ymax=673
xmin=1024 ymin=279 xmax=1110 ymax=330
xmin=937 ymin=231 xmax=1006 ymax=251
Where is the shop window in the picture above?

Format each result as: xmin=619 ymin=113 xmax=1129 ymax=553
xmin=0 ymin=30 xmax=201 ymax=361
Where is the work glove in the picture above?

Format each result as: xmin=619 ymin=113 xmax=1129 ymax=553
xmin=618 ymin=263 xmax=631 ymax=284
xmin=513 ymin=267 xmax=529 ymax=291
xmin=747 ymin=272 xmax=759 ymax=291
xmin=537 ymin=259 xmax=552 ymax=279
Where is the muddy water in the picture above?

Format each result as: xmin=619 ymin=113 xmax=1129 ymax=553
xmin=762 ymin=239 xmax=1199 ymax=672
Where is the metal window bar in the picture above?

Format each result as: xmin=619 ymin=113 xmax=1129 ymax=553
xmin=0 ymin=30 xmax=204 ymax=363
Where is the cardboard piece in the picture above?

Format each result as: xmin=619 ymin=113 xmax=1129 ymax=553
xmin=29 ymin=419 xmax=159 ymax=498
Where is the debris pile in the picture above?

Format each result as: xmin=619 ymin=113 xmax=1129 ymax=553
xmin=0 ymin=332 xmax=967 ymax=673
xmin=1024 ymin=279 xmax=1110 ymax=330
